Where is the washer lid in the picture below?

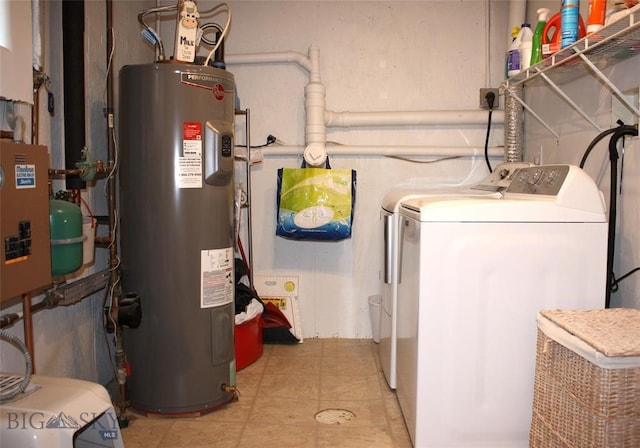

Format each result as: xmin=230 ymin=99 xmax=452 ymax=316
xmin=380 ymin=162 xmax=529 ymax=212
xmin=400 ymin=165 xmax=606 ymax=223
xmin=381 ymin=186 xmax=500 ymax=213
xmin=400 ymin=196 xmax=606 ymax=222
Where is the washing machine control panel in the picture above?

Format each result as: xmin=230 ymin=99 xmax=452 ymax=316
xmin=471 ymin=162 xmax=533 ymax=192
xmin=505 ymin=165 xmax=570 ymax=196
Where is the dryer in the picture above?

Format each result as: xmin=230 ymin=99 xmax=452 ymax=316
xmin=396 ymin=165 xmax=607 ymax=447
xmin=379 ymin=163 xmax=531 ymax=389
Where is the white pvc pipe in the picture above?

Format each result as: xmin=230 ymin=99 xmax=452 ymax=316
xmin=304 ymin=47 xmax=326 ymax=145
xmin=303 ymin=46 xmax=328 ymax=165
xmin=308 ymin=45 xmax=321 ymax=83
xmin=226 ymin=51 xmax=312 ymax=73
xmin=225 ymin=46 xmax=505 ymax=162
xmin=263 ymin=145 xmax=504 ymax=158
xmin=508 ymin=0 xmax=527 ymax=40
xmin=325 ymin=109 xmax=505 ymax=127
xmin=32 ymin=0 xmax=42 ymax=70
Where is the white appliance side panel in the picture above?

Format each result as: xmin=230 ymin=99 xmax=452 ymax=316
xmin=380 ymin=208 xmax=400 ymax=389
xmin=379 ymin=209 xmax=394 ymax=386
xmin=395 ymin=215 xmax=421 ymax=444
xmin=410 ymin=221 xmax=607 ymax=448
xmin=379 ymin=276 xmax=395 ymax=387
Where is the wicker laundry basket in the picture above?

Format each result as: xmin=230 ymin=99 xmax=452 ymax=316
xmin=529 ymin=308 xmax=640 ymax=448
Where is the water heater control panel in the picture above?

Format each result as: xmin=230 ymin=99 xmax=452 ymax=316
xmin=0 ymin=143 xmax=52 ymax=302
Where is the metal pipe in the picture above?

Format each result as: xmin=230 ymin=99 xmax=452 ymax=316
xmin=106 ymin=0 xmax=119 ymax=315
xmin=32 ymin=89 xmax=40 ymax=145
xmin=106 ymin=0 xmax=127 ymax=426
xmin=22 ymin=293 xmax=35 ymax=373
xmin=245 ymin=109 xmax=253 ymax=287
xmin=49 ymin=168 xmax=84 ymax=176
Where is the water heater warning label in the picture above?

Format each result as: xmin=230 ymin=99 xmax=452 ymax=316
xmin=200 ymin=247 xmax=234 ymax=308
xmin=178 ymin=122 xmax=203 ymax=189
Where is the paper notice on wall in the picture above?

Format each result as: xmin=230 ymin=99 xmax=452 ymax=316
xmin=178 ymin=121 xmax=203 ymax=188
xmin=201 ymin=247 xmax=234 ymax=308
xmin=254 ymin=275 xmax=303 ymax=342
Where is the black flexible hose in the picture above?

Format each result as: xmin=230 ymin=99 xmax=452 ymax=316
xmin=579 ymin=122 xmax=637 ymax=307
xmin=604 ymin=125 xmax=638 ymax=308
xmin=579 ymin=121 xmax=624 ymax=168
xmin=605 ymin=138 xmax=619 ymax=309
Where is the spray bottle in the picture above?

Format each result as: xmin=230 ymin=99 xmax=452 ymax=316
xmin=561 ymin=0 xmax=581 ymax=48
xmin=530 ymin=8 xmax=550 ymax=66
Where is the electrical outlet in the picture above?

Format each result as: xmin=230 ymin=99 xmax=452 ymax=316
xmin=480 ymin=88 xmax=500 ymax=109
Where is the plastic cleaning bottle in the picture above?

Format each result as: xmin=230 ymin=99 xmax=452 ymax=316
xmin=561 ymin=0 xmax=581 ymax=48
xmin=506 ymin=26 xmax=521 ymax=77
xmin=507 ymin=26 xmax=522 ymax=76
xmin=587 ymin=0 xmax=606 ymax=33
xmin=530 ymin=8 xmax=550 ymax=66
xmin=518 ymin=23 xmax=534 ymax=72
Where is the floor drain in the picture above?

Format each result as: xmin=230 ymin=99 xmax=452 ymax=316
xmin=314 ymin=408 xmax=356 ymax=425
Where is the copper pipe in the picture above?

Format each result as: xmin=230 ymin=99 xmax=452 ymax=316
xmin=49 ymin=168 xmax=85 ymax=176
xmin=105 ymin=0 xmax=120 ymax=323
xmin=22 ymin=293 xmax=35 ymax=373
xmin=33 ymin=88 xmax=40 ymax=145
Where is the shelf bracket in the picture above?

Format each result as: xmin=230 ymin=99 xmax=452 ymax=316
xmin=505 ymin=87 xmax=560 ymax=140
xmin=538 ymin=71 xmax=604 ymax=132
xmin=577 ymin=52 xmax=640 ymax=121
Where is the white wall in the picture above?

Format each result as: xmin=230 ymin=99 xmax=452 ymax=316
xmin=206 ymin=1 xmax=510 ymax=337
xmin=5 ymin=0 xmax=637 ymax=381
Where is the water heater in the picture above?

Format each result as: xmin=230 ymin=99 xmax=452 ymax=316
xmin=119 ymin=63 xmax=236 ymax=414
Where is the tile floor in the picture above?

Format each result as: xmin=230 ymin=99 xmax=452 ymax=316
xmin=121 ymin=338 xmax=412 ymax=447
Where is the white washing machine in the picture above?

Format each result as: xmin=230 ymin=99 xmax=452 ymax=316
xmin=0 ymin=374 xmax=125 ymax=447
xmin=395 ymin=165 xmax=608 ymax=447
xmin=379 ymin=162 xmax=532 ymax=389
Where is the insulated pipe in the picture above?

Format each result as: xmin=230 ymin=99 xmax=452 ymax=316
xmin=325 ymin=110 xmax=505 ymax=127
xmin=263 ymin=145 xmax=503 ymax=158
xmin=62 ymin=0 xmax=86 ymax=191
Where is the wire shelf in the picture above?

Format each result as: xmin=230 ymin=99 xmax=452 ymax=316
xmin=504 ymin=5 xmax=640 ymax=89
